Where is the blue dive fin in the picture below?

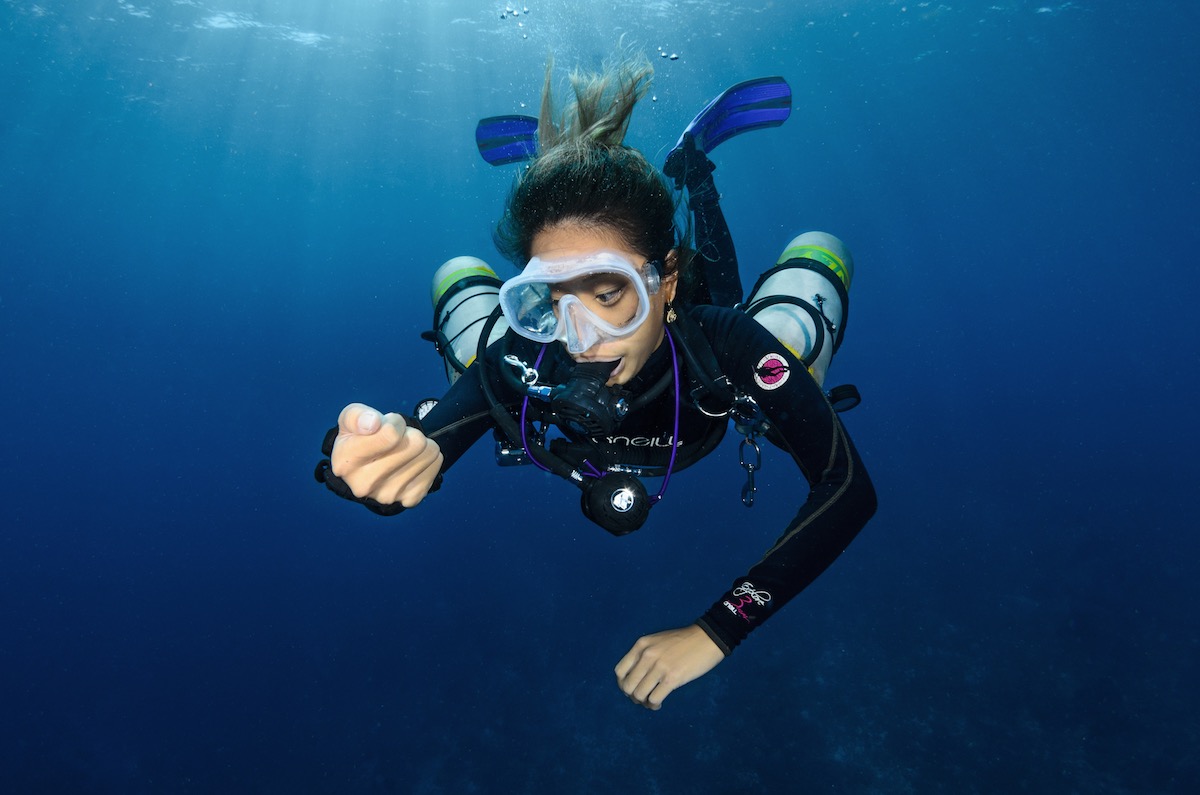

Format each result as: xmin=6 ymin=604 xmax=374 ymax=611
xmin=476 ymin=76 xmax=789 ymax=166
xmin=476 ymin=115 xmax=539 ymax=166
xmin=674 ymin=76 xmax=792 ymax=154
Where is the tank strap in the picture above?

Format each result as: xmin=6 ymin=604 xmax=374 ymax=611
xmin=775 ymin=243 xmax=851 ymax=287
xmin=743 ymin=294 xmax=827 ymax=369
xmin=432 ymin=271 xmax=501 ymax=317
xmin=421 ymin=273 xmax=503 ymax=371
xmin=431 ymin=273 xmax=501 ymax=332
xmin=744 ymin=257 xmax=851 ymax=352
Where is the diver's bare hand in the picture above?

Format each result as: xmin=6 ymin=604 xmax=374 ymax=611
xmin=614 ymin=624 xmax=725 ymax=710
xmin=331 ymin=403 xmax=442 ymax=507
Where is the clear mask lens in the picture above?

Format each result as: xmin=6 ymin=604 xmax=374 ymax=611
xmin=499 ymin=251 xmax=660 ymax=350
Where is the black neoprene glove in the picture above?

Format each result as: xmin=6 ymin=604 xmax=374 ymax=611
xmin=313 ymin=425 xmax=409 ymax=516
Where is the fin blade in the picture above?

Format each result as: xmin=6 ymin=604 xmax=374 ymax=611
xmin=475 ymin=115 xmax=539 ymax=166
xmin=678 ymin=76 xmax=792 ymax=153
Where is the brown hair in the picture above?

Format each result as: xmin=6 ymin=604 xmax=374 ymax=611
xmin=493 ymin=55 xmax=690 ymax=287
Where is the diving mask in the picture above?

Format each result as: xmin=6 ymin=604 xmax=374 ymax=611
xmin=499 ymin=250 xmax=662 ymax=354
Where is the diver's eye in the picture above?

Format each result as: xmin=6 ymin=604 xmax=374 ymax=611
xmin=594 ymin=286 xmax=624 ymax=306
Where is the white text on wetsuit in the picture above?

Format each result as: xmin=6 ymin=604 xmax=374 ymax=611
xmin=723 ymin=581 xmax=773 ymax=623
xmin=603 ymin=435 xmax=682 ymax=448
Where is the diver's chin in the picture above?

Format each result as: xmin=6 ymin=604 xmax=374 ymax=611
xmin=607 ymin=357 xmax=640 ymax=385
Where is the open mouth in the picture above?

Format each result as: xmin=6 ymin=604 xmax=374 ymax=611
xmin=576 ymin=355 xmax=625 ymax=380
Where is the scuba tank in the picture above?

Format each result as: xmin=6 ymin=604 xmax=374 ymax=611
xmin=742 ymin=231 xmax=853 ymax=388
xmin=424 ymin=256 xmax=510 ymax=383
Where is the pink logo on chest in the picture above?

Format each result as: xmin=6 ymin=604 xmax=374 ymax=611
xmin=753 ymin=353 xmax=791 ymax=390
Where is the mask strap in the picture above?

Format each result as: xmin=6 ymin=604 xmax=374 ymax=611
xmin=643 ymin=260 xmax=662 ymax=295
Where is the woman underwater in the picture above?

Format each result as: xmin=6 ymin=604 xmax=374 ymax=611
xmin=315 ymin=56 xmax=877 ymax=710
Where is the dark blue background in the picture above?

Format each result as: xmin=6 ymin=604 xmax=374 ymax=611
xmin=3 ymin=1 xmax=1197 ymax=792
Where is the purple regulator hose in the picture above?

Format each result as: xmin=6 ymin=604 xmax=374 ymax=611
xmin=519 ymin=330 xmax=682 ymax=502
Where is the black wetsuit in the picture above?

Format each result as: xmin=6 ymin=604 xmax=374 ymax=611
xmin=420 ymin=301 xmax=875 ymax=653
xmin=418 ymin=178 xmax=877 ymax=652
xmin=322 ymin=173 xmax=877 ymax=653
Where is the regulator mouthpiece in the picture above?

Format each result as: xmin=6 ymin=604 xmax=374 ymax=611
xmin=550 ymin=360 xmax=626 ymax=437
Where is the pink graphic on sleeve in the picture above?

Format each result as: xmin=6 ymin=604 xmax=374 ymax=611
xmin=722 ymin=581 xmax=773 ymax=623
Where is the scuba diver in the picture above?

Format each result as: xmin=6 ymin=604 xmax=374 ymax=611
xmin=315 ymin=58 xmax=877 ymax=711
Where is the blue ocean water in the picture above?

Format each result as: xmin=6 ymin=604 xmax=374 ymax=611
xmin=2 ymin=0 xmax=1198 ymax=792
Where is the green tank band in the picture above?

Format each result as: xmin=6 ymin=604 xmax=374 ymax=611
xmin=433 ymin=265 xmax=498 ymax=304
xmin=776 ymin=244 xmax=851 ymax=289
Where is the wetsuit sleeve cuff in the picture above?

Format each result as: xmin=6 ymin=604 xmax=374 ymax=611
xmin=695 ymin=615 xmax=734 ymax=656
xmin=699 ymin=576 xmax=781 ymax=653
xmin=697 ymin=597 xmax=757 ymax=655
